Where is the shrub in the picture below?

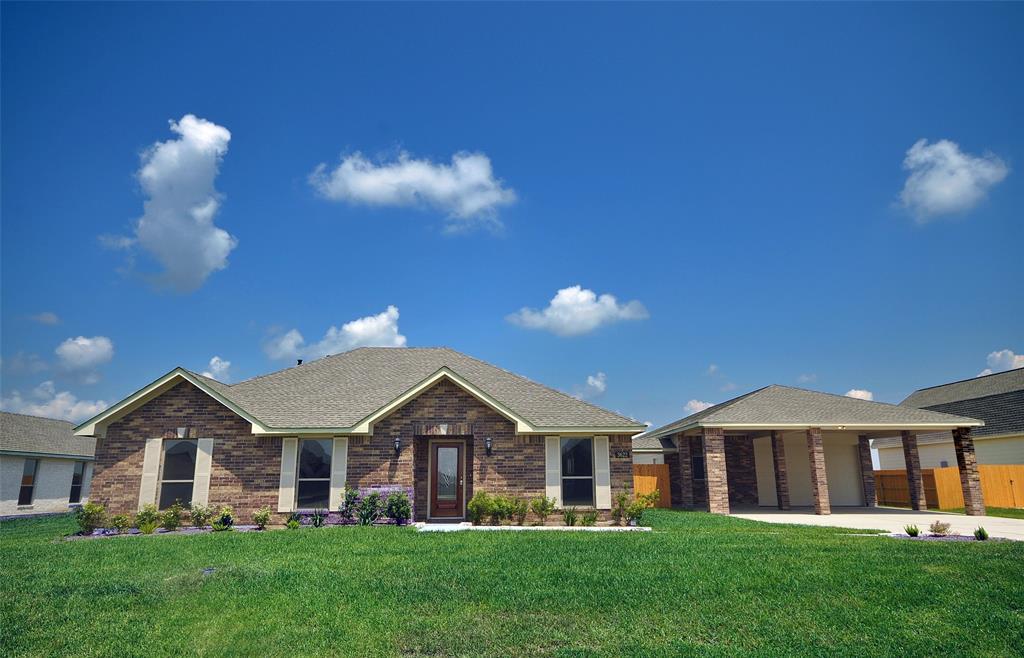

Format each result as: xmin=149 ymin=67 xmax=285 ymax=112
xmin=904 ymin=524 xmax=920 ymax=537
xmin=161 ymin=502 xmax=185 ymax=531
xmin=138 ymin=521 xmax=159 ymax=535
xmin=530 ymin=496 xmax=556 ymax=525
xmin=286 ymin=519 xmax=301 ymax=530
xmin=638 ymin=489 xmax=660 ymax=509
xmin=612 ymin=492 xmax=630 ymax=526
xmin=492 ymin=495 xmax=516 ymax=525
xmin=929 ymin=520 xmax=951 ymax=537
xmin=385 ymin=491 xmax=412 ymax=525
xmin=468 ymin=491 xmax=495 ymax=526
xmin=310 ymin=508 xmax=328 ymax=528
xmin=562 ymin=507 xmax=578 ymax=527
xmin=339 ymin=486 xmax=360 ymax=521
xmin=625 ymin=500 xmax=648 ymax=526
xmin=287 ymin=511 xmax=303 ymax=525
xmin=211 ymin=505 xmax=234 ymax=532
xmin=357 ymin=492 xmax=382 ymax=526
xmin=110 ymin=514 xmax=131 ymax=532
xmin=253 ymin=506 xmax=272 ymax=530
xmin=974 ymin=526 xmax=989 ymax=541
xmin=189 ymin=503 xmax=214 ymax=528
xmin=511 ymin=498 xmax=529 ymax=526
xmin=135 ymin=504 xmax=160 ymax=530
xmin=581 ymin=510 xmax=598 ymax=527
xmin=75 ymin=502 xmax=106 ymax=534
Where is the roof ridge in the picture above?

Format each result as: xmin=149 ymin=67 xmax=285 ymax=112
xmin=910 ymin=367 xmax=1024 ymax=394
xmin=638 ymin=386 xmax=769 ymax=438
xmin=0 ymin=410 xmax=74 ymax=426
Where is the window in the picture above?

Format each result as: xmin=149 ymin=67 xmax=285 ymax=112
xmin=940 ymin=460 xmax=949 ymax=468
xmin=69 ymin=461 xmax=86 ymax=504
xmin=18 ymin=459 xmax=38 ymax=506
xmin=296 ymin=439 xmax=332 ymax=509
xmin=159 ymin=440 xmax=197 ymax=509
xmin=560 ymin=438 xmax=594 ymax=506
xmin=692 ymin=448 xmax=706 ymax=480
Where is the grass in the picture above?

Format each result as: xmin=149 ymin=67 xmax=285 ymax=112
xmin=941 ymin=506 xmax=1024 ymax=520
xmin=2 ymin=511 xmax=1022 ymax=657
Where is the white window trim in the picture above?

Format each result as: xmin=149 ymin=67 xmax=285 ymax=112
xmin=295 ymin=439 xmax=333 ymax=510
xmin=559 ymin=437 xmax=596 ymax=508
xmin=157 ymin=439 xmax=198 ymax=509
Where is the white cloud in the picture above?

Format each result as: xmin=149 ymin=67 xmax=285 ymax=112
xmin=706 ymin=364 xmax=719 ymax=376
xmin=265 ymin=306 xmax=407 ymax=361
xmin=574 ymin=372 xmax=607 ymax=399
xmin=900 ymin=138 xmax=1009 ymax=221
xmin=310 ymin=150 xmax=516 ymax=233
xmin=2 ymin=352 xmax=48 ymax=374
xmin=507 ymin=285 xmax=648 ymax=337
xmin=106 ymin=114 xmax=237 ymax=292
xmin=684 ymin=399 xmax=714 ymax=415
xmin=845 ymin=389 xmax=874 ymax=401
xmin=55 ymin=336 xmax=113 ymax=371
xmin=1 ymin=381 xmax=107 ymax=423
xmin=200 ymin=356 xmax=231 ymax=382
xmin=797 ymin=373 xmax=817 ymax=384
xmin=978 ymin=349 xmax=1024 ymax=376
xmin=30 ymin=312 xmax=59 ymax=325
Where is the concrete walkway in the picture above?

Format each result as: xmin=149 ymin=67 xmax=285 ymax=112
xmin=731 ymin=507 xmax=1024 ymax=541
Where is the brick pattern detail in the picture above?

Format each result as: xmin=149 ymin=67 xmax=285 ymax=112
xmin=901 ymin=431 xmax=926 ymax=511
xmin=857 ymin=435 xmax=876 ymax=507
xmin=702 ymin=428 xmax=729 ymax=514
xmin=806 ymin=428 xmax=831 ymax=515
xmin=675 ymin=434 xmax=695 ymax=509
xmin=952 ymin=427 xmax=986 ymax=516
xmin=664 ymin=450 xmax=683 ymax=507
xmin=724 ymin=436 xmax=757 ymax=506
xmin=770 ymin=431 xmax=791 ymax=510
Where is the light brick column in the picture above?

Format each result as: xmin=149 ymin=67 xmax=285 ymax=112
xmin=702 ymin=427 xmax=730 ymax=514
xmin=806 ymin=427 xmax=831 ymax=515
xmin=770 ymin=430 xmax=790 ymax=510
xmin=676 ymin=434 xmax=695 ymax=509
xmin=952 ymin=427 xmax=986 ymax=516
xmin=857 ymin=435 xmax=876 ymax=507
xmin=901 ymin=431 xmax=926 ymax=511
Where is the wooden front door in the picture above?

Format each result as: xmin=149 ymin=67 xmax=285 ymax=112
xmin=430 ymin=441 xmax=465 ymax=518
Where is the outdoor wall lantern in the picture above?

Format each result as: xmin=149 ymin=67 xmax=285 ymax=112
xmin=176 ymin=427 xmax=189 ymax=439
xmin=485 ymin=436 xmax=493 ymax=455
xmin=393 ymin=437 xmax=402 ymax=455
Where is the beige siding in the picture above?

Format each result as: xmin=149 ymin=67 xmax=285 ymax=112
xmin=878 ymin=434 xmax=1024 ymax=469
xmin=753 ymin=432 xmax=864 ymax=507
xmin=632 ymin=452 xmax=665 ymax=465
xmin=823 ymin=435 xmax=863 ymax=506
xmin=753 ymin=437 xmax=777 ymax=506
xmin=0 ymin=455 xmax=89 ymax=516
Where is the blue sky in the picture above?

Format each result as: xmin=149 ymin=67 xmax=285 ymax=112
xmin=2 ymin=2 xmax=1021 ymax=426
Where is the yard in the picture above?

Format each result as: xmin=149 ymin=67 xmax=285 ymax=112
xmin=2 ymin=510 xmax=1023 ymax=657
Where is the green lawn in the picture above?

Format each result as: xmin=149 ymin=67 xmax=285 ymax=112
xmin=942 ymin=506 xmax=1024 ymax=520
xmin=2 ymin=511 xmax=1022 ymax=657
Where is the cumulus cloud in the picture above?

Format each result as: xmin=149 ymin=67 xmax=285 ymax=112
xmin=30 ymin=312 xmax=59 ymax=325
xmin=265 ymin=306 xmax=407 ymax=361
xmin=507 ymin=285 xmax=648 ymax=337
xmin=55 ymin=336 xmax=113 ymax=371
xmin=684 ymin=399 xmax=714 ymax=415
xmin=1 ymin=381 xmax=108 ymax=423
xmin=978 ymin=349 xmax=1024 ymax=376
xmin=310 ymin=150 xmax=516 ymax=233
xmin=2 ymin=352 xmax=48 ymax=375
xmin=900 ymin=139 xmax=1009 ymax=221
xmin=574 ymin=372 xmax=607 ymax=399
xmin=105 ymin=114 xmax=237 ymax=292
xmin=845 ymin=389 xmax=874 ymax=401
xmin=200 ymin=356 xmax=232 ymax=382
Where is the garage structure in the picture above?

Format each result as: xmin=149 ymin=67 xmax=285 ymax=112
xmin=634 ymin=385 xmax=987 ymax=516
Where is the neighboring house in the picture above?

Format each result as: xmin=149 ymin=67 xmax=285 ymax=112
xmin=874 ymin=367 xmax=1024 ymax=469
xmin=1 ymin=412 xmax=95 ymax=517
xmin=74 ymin=347 xmax=645 ymax=522
xmin=634 ymin=385 xmax=988 ymax=515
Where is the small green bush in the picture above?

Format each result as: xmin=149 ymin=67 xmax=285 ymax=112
xmin=110 ymin=514 xmax=131 ymax=532
xmin=74 ymin=502 xmax=106 ymax=534
xmin=974 ymin=526 xmax=989 ymax=541
xmin=904 ymin=524 xmax=920 ymax=537
xmin=468 ymin=491 xmax=495 ymax=526
xmin=138 ymin=521 xmax=159 ymax=535
xmin=286 ymin=519 xmax=300 ymax=530
xmin=189 ymin=503 xmax=214 ymax=528
xmin=211 ymin=505 xmax=234 ymax=532
xmin=253 ymin=506 xmax=272 ymax=530
xmin=929 ymin=520 xmax=951 ymax=536
xmin=625 ymin=500 xmax=648 ymax=526
xmin=357 ymin=492 xmax=382 ymax=526
xmin=161 ymin=502 xmax=185 ymax=531
xmin=612 ymin=492 xmax=630 ymax=526
xmin=511 ymin=498 xmax=529 ymax=525
xmin=135 ymin=504 xmax=160 ymax=529
xmin=581 ymin=510 xmax=598 ymax=527
xmin=529 ymin=496 xmax=556 ymax=525
xmin=638 ymin=489 xmax=660 ymax=509
xmin=562 ymin=507 xmax=578 ymax=526
xmin=385 ymin=491 xmax=412 ymax=525
xmin=310 ymin=508 xmax=327 ymax=528
xmin=492 ymin=495 xmax=516 ymax=525
xmin=339 ymin=486 xmax=360 ymax=521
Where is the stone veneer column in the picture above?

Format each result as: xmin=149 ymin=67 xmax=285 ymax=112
xmin=901 ymin=431 xmax=926 ymax=511
xmin=952 ymin=427 xmax=986 ymax=516
xmin=770 ymin=431 xmax=790 ymax=510
xmin=806 ymin=428 xmax=831 ymax=515
xmin=676 ymin=434 xmax=695 ymax=509
xmin=702 ymin=427 xmax=729 ymax=514
xmin=857 ymin=435 xmax=876 ymax=507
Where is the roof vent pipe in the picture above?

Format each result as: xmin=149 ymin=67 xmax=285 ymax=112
xmin=296 ymin=359 xmax=303 ymax=366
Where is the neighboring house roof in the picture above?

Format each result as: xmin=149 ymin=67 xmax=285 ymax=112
xmin=901 ymin=367 xmax=1024 ymax=408
xmin=632 ymin=434 xmax=677 ymax=452
xmin=637 ymin=385 xmax=983 ymax=443
xmin=1 ymin=411 xmax=96 ymax=459
xmin=76 ymin=347 xmax=646 ymax=436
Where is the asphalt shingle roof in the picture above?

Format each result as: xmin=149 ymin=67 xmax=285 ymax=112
xmin=187 ymin=347 xmax=642 ymax=430
xmin=1 ymin=411 xmax=95 ymax=458
xmin=902 ymin=368 xmax=1024 ymax=408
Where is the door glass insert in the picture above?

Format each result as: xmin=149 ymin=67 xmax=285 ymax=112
xmin=436 ymin=447 xmax=458 ymax=500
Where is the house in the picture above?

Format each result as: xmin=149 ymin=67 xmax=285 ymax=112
xmin=873 ymin=368 xmax=1024 ymax=469
xmin=633 ymin=385 xmax=988 ymax=515
xmin=74 ymin=347 xmax=645 ymax=522
xmin=1 ymin=412 xmax=95 ymax=518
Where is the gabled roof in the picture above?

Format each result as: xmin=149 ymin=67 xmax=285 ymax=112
xmin=75 ymin=347 xmax=645 ymax=436
xmin=1 ymin=411 xmax=95 ymax=459
xmin=902 ymin=367 xmax=1024 ymax=408
xmin=637 ymin=385 xmax=983 ymax=443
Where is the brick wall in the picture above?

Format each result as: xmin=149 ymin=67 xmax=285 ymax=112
xmin=725 ymin=436 xmax=758 ymax=506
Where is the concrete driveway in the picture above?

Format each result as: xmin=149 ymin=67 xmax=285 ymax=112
xmin=731 ymin=506 xmax=1024 ymax=541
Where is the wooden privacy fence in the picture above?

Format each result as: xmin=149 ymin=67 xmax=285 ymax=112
xmin=633 ymin=464 xmax=672 ymax=508
xmin=874 ymin=465 xmax=1024 ymax=510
